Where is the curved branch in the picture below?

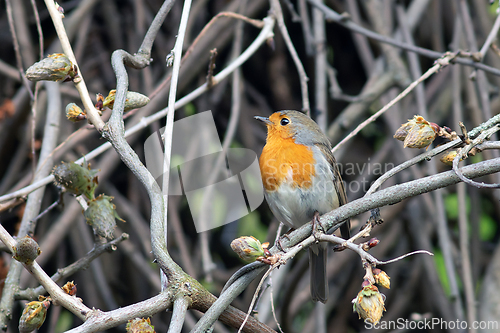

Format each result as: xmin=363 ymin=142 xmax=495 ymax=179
xmin=479 ymin=12 xmax=500 ymax=58
xmin=453 ymin=154 xmax=500 ymax=188
xmin=452 ymin=126 xmax=500 ymax=188
xmin=138 ymin=0 xmax=176 ymax=56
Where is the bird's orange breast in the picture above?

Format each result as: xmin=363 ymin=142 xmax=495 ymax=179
xmin=259 ymin=137 xmax=316 ymax=192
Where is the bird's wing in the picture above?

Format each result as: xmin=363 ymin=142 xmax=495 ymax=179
xmin=314 ymin=142 xmax=350 ymax=239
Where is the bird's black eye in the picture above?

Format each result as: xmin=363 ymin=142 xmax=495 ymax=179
xmin=280 ymin=118 xmax=290 ymax=126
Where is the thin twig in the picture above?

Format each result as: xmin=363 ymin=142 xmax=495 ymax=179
xmin=298 ymin=0 xmax=314 ymax=56
xmin=459 ymin=0 xmax=494 ymax=126
xmin=30 ymin=0 xmax=43 ymax=60
xmin=30 ymin=0 xmax=44 ymax=177
xmin=457 ymin=181 xmax=476 ymax=330
xmin=453 ymin=154 xmax=500 ymax=188
xmin=479 ymin=12 xmax=500 ymax=58
xmin=270 ymin=0 xmax=310 ymax=114
xmin=143 ymin=11 xmax=265 ymax=103
xmin=451 ymin=19 xmax=478 ymax=330
xmin=326 ymin=65 xmax=362 ymax=103
xmin=30 ymin=84 xmax=40 ymax=177
xmin=313 ymin=1 xmax=327 ymax=131
xmin=332 ymin=53 xmax=456 ymax=154
xmin=238 ymin=266 xmax=274 ymax=333
xmin=206 ymin=48 xmax=218 ymax=88
xmin=161 ymin=0 xmax=193 ymax=289
xmin=376 ymin=250 xmax=434 ymax=265
xmin=472 ymin=141 xmax=500 ymax=151
xmin=29 ymin=199 xmax=59 ymax=224
xmin=452 ymin=126 xmax=500 ymax=188
xmin=345 ymin=0 xmax=375 ymax=74
xmin=43 ymin=0 xmax=105 ymax=131
xmin=5 ymin=0 xmax=33 ymax=99
xmin=198 ymin=12 xmax=248 ymax=283
xmin=269 ymin=275 xmax=283 ymax=333
xmin=307 ymin=0 xmax=500 ymax=76
xmin=282 ymin=0 xmax=301 ymax=22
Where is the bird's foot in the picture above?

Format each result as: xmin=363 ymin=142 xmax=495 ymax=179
xmin=277 ymin=228 xmax=294 ymax=252
xmin=312 ymin=211 xmax=325 ymax=243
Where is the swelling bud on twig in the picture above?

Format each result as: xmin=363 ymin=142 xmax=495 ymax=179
xmin=65 ymin=103 xmax=86 ymax=122
xmin=54 ymin=2 xmax=64 ymax=17
xmin=126 ymin=317 xmax=156 ymax=333
xmin=18 ymin=299 xmax=50 ymax=333
xmin=394 ymin=115 xmax=439 ymax=149
xmin=102 ymin=90 xmax=150 ymax=112
xmin=26 ymin=53 xmax=78 ymax=82
xmin=367 ymin=237 xmax=379 ymax=248
xmin=166 ymin=51 xmax=174 ymax=67
xmin=440 ymin=150 xmax=461 ymax=166
xmin=13 ymin=236 xmax=41 ymax=265
xmin=52 ymin=162 xmax=98 ymax=200
xmin=393 ymin=121 xmax=414 ymax=141
xmin=62 ymin=281 xmax=77 ymax=296
xmin=352 ymin=285 xmax=386 ymax=325
xmin=372 ymin=268 xmax=391 ymax=289
xmin=231 ymin=236 xmax=268 ymax=262
xmin=95 ymin=93 xmax=104 ymax=111
xmin=84 ymin=194 xmax=124 ymax=239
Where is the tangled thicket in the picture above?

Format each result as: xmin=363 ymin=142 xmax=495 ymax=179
xmin=0 ymin=0 xmax=500 ymax=332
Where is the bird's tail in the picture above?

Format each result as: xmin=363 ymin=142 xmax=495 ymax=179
xmin=340 ymin=219 xmax=351 ymax=240
xmin=309 ymin=243 xmax=328 ymax=303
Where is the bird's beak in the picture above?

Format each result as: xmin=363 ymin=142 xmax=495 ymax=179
xmin=254 ymin=116 xmax=272 ymax=125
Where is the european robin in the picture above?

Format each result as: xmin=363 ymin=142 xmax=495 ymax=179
xmin=255 ymin=110 xmax=350 ymax=303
